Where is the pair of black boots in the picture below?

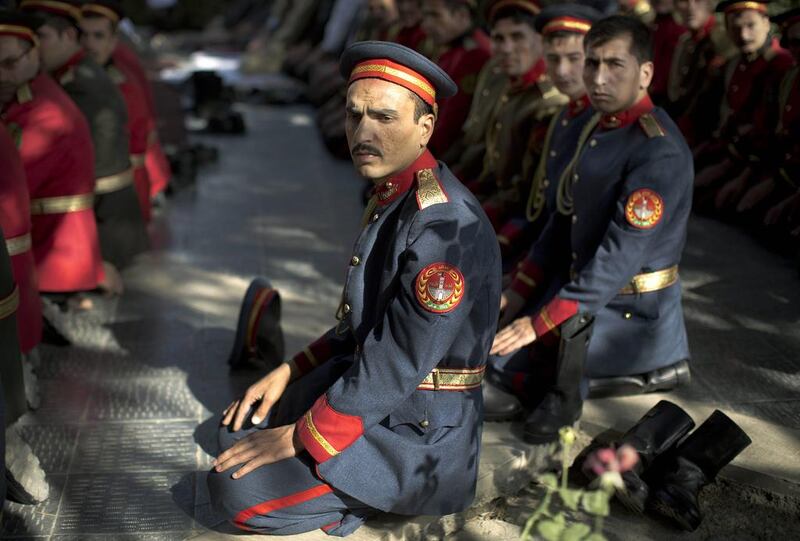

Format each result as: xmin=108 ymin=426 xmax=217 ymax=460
xmin=585 ymin=400 xmax=751 ymax=532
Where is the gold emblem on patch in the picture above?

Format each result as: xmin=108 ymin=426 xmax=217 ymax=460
xmin=625 ymin=188 xmax=663 ymax=229
xmin=416 ymin=263 xmax=465 ymax=314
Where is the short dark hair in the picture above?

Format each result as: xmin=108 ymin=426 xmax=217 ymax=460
xmin=82 ymin=12 xmax=119 ymax=33
xmin=40 ymin=13 xmax=81 ymax=38
xmin=410 ymin=90 xmax=434 ymax=121
xmin=584 ymin=15 xmax=652 ymax=64
xmin=442 ymin=0 xmax=475 ymax=19
xmin=543 ymin=30 xmax=584 ymax=44
xmin=491 ymin=7 xmax=537 ymax=31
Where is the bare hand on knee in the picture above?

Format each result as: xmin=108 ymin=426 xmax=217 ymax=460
xmin=222 ymin=362 xmax=294 ymax=432
xmin=490 ymin=316 xmax=537 ymax=356
xmin=213 ymin=424 xmax=304 ymax=479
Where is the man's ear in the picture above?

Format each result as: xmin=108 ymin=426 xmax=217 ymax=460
xmin=419 ymin=111 xmax=435 ymax=147
xmin=639 ymin=60 xmax=654 ymax=90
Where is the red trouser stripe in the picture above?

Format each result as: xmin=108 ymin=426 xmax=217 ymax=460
xmin=233 ymin=483 xmax=334 ymax=528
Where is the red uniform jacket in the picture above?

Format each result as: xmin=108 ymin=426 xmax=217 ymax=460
xmin=109 ymin=62 xmax=153 ymax=222
xmin=650 ymin=12 xmax=687 ymax=102
xmin=429 ymin=29 xmax=492 ymax=157
xmin=1 ymin=74 xmax=104 ymax=293
xmin=112 ymin=42 xmax=172 ymax=198
xmin=0 ymin=122 xmax=41 ymax=353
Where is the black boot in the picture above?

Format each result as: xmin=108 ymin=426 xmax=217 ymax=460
xmin=650 ymin=410 xmax=752 ymax=531
xmin=523 ymin=314 xmax=594 ymax=444
xmin=482 ymin=381 xmax=523 ymax=422
xmin=228 ymin=278 xmax=284 ymax=371
xmin=588 ymin=359 xmax=691 ymax=398
xmin=594 ymin=400 xmax=695 ymax=513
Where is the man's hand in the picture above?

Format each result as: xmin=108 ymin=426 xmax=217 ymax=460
xmin=213 ymin=424 xmax=303 ymax=479
xmin=222 ymin=362 xmax=294 ymax=432
xmin=491 ymin=316 xmax=537 ymax=356
xmin=498 ymin=290 xmax=525 ymax=328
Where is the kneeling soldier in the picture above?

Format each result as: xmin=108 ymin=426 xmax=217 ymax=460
xmin=208 ymin=42 xmax=502 ymax=536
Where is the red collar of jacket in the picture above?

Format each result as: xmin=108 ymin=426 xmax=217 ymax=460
xmin=53 ymin=49 xmax=86 ymax=82
xmin=374 ymin=149 xmax=438 ymax=206
xmin=599 ymin=94 xmax=654 ymax=130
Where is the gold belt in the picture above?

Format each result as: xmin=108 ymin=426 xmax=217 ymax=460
xmin=130 ymin=153 xmax=146 ymax=168
xmin=417 ymin=366 xmax=485 ymax=391
xmin=30 ymin=193 xmax=94 ymax=215
xmin=5 ymin=233 xmax=31 ymax=257
xmin=0 ymin=285 xmax=19 ymax=320
xmin=619 ymin=265 xmax=679 ymax=295
xmin=95 ymin=168 xmax=135 ymax=194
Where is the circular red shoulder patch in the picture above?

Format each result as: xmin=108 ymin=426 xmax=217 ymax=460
xmin=415 ymin=263 xmax=465 ymax=314
xmin=625 ymin=189 xmax=664 ymax=229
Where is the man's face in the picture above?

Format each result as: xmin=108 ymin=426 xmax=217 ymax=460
xmin=652 ymin=0 xmax=675 ymax=15
xmin=80 ymin=17 xmax=117 ymax=66
xmin=36 ymin=23 xmax=77 ymax=72
xmin=675 ymin=0 xmax=712 ymax=31
xmin=367 ymin=0 xmax=399 ymax=27
xmin=421 ymin=0 xmax=469 ymax=46
xmin=397 ymin=0 xmax=422 ymax=28
xmin=726 ymin=10 xmax=771 ymax=54
xmin=788 ymin=22 xmax=800 ymax=62
xmin=584 ymin=35 xmax=653 ymax=113
xmin=490 ymin=17 xmax=541 ymax=78
xmin=544 ymin=33 xmax=585 ymax=99
xmin=0 ymin=36 xmax=39 ymax=105
xmin=345 ymin=78 xmax=434 ymax=182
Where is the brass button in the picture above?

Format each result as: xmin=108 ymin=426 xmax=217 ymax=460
xmin=343 ymin=304 xmax=351 ymax=314
xmin=573 ymin=173 xmax=579 ymax=181
xmin=371 ymin=213 xmax=380 ymax=223
xmin=351 ymin=256 xmax=361 ymax=266
xmin=589 ymin=139 xmax=597 ymax=148
xmin=572 ymin=215 xmax=578 ymax=224
xmin=550 ymin=150 xmax=557 ymax=158
xmin=572 ymin=252 xmax=578 ymax=261
xmin=501 ymin=95 xmax=509 ymax=103
xmin=482 ymin=89 xmax=489 ymax=97
xmin=561 ymin=119 xmax=568 ymax=127
xmin=419 ymin=420 xmax=430 ymax=428
xmin=495 ymin=122 xmax=502 ymax=130
xmin=543 ymin=179 xmax=550 ymax=188
xmin=624 ymin=312 xmax=632 ymax=320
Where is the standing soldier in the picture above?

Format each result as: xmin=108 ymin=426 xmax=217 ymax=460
xmin=648 ymin=0 xmax=686 ymax=105
xmin=667 ymin=0 xmax=734 ymax=147
xmin=693 ymin=0 xmax=794 ymax=214
xmin=209 ymin=42 xmax=501 ymax=536
xmin=422 ymin=0 xmax=492 ymax=157
xmin=0 ymin=121 xmax=41 ymax=359
xmin=487 ymin=16 xmax=694 ymax=443
xmin=0 ymin=12 xmax=106 ymax=311
xmin=21 ymin=0 xmax=149 ymax=279
xmin=80 ymin=0 xmax=155 ymax=222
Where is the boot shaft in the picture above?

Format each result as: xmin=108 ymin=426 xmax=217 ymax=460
xmin=554 ymin=314 xmax=594 ymax=394
xmin=676 ymin=410 xmax=752 ymax=480
xmin=622 ymin=400 xmax=695 ymax=469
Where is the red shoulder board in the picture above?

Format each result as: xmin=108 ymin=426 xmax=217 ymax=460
xmin=625 ymin=189 xmax=664 ymax=229
xmin=415 ymin=263 xmax=465 ymax=314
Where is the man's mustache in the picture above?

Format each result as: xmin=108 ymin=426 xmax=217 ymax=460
xmin=351 ymin=143 xmax=383 ymax=157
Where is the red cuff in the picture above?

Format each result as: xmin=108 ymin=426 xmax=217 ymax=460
xmin=510 ymin=260 xmax=544 ymax=299
xmin=532 ymin=296 xmax=579 ymax=337
xmin=297 ymin=395 xmax=364 ymax=464
xmin=291 ymin=335 xmax=334 ymax=376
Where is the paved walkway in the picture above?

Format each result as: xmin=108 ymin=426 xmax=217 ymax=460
xmin=1 ymin=103 xmax=798 ymax=540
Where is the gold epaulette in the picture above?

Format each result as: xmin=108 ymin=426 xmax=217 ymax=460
xmin=639 ymin=113 xmax=666 ymax=138
xmin=59 ymin=68 xmax=75 ymax=86
xmin=16 ymin=83 xmax=33 ymax=104
xmin=415 ymin=169 xmax=449 ymax=210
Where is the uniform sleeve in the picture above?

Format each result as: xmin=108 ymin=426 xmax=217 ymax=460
xmin=288 ymin=326 xmax=355 ymax=377
xmin=530 ymin=137 xmax=692 ymax=337
xmin=297 ymin=207 xmax=479 ymax=464
xmin=509 ymin=213 xmax=569 ymax=299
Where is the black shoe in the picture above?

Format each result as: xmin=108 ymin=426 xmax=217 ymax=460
xmin=482 ymin=381 xmax=523 ymax=422
xmin=228 ymin=278 xmax=284 ymax=371
xmin=523 ymin=314 xmax=594 ymax=444
xmin=649 ymin=410 xmax=751 ymax=531
xmin=588 ymin=360 xmax=691 ymax=398
xmin=5 ymin=428 xmax=49 ymax=505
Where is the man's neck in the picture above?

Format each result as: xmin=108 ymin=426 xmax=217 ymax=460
xmin=52 ymin=43 xmax=82 ymax=73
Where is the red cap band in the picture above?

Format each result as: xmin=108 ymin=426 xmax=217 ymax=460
xmin=349 ymin=59 xmax=436 ymax=106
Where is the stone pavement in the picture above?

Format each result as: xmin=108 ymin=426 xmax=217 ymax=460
xmin=0 ymin=103 xmax=798 ymax=540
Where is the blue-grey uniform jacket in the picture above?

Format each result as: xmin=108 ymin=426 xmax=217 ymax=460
xmin=527 ymin=95 xmax=693 ymax=377
xmin=291 ymin=150 xmax=502 ymax=515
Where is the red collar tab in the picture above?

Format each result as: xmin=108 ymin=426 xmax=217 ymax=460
xmin=600 ymin=94 xmax=654 ymax=130
xmin=513 ymin=58 xmax=546 ymax=90
xmin=350 ymin=58 xmax=436 ymax=106
xmin=374 ymin=150 xmax=438 ymax=206
xmin=693 ymin=15 xmax=716 ymax=42
xmin=568 ymin=94 xmax=591 ymax=118
xmin=53 ymin=49 xmax=85 ymax=80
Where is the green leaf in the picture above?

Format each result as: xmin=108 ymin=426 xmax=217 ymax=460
xmin=561 ymin=523 xmax=591 ymax=541
xmin=559 ymin=488 xmax=584 ymax=511
xmin=581 ymin=490 xmax=610 ymax=517
xmin=537 ymin=517 xmax=566 ymax=541
xmin=584 ymin=533 xmax=607 ymax=541
xmin=539 ymin=473 xmax=559 ymax=489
